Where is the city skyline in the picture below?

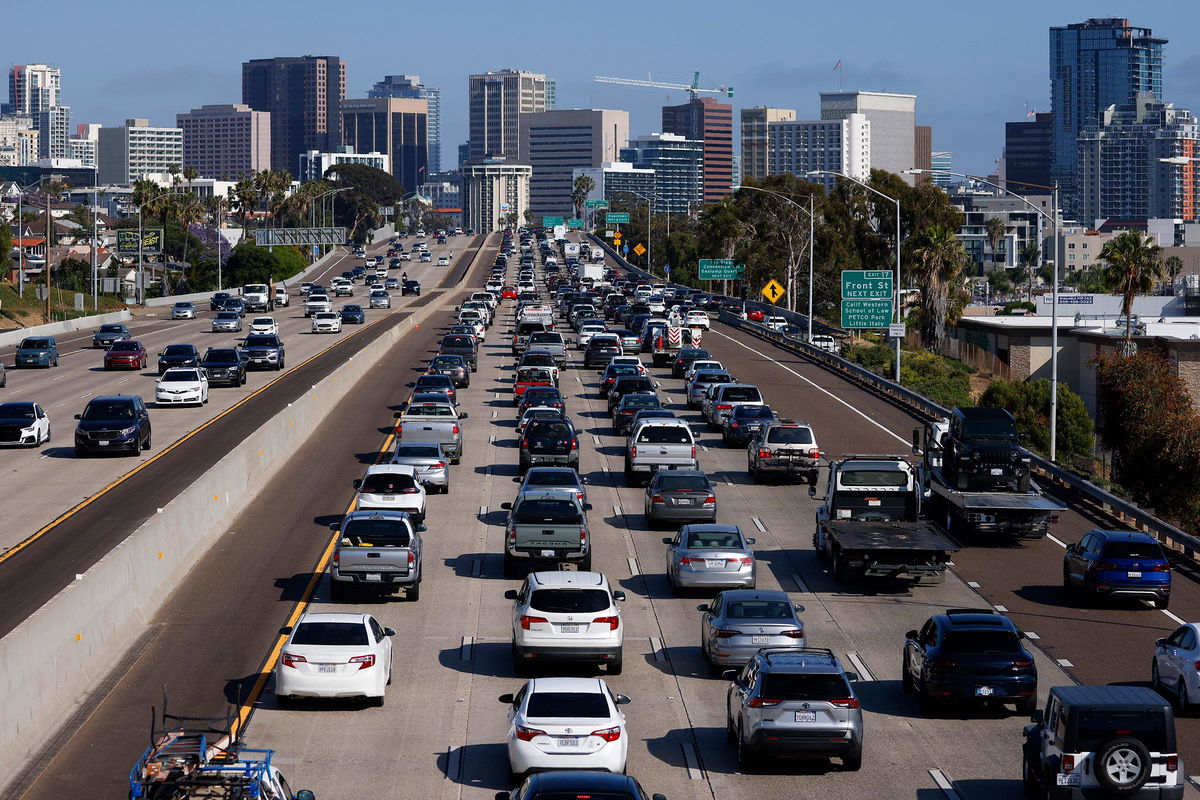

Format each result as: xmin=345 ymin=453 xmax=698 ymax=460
xmin=6 ymin=1 xmax=1200 ymax=181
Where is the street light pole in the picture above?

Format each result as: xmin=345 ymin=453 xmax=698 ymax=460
xmin=137 ymin=190 xmax=179 ymax=305
xmin=734 ymin=184 xmax=816 ymax=336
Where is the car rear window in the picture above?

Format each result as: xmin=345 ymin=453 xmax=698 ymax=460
xmin=340 ymin=518 xmax=412 ymax=547
xmin=942 ymin=630 xmax=1022 ymax=654
xmin=726 ymin=600 xmax=792 ymax=620
xmin=762 ymin=674 xmax=851 ymax=701
xmin=529 ymin=332 xmax=563 ymax=344
xmin=1102 ymin=541 xmax=1165 ymax=560
xmin=513 ymin=499 xmax=582 ymax=524
xmin=525 ymin=471 xmax=578 ymax=487
xmin=442 ymin=336 xmax=474 ymax=348
xmin=622 ymin=395 xmax=660 ymax=409
xmin=393 ymin=445 xmax=440 ymax=458
xmin=1075 ymin=710 xmax=1170 ymax=753
xmin=617 ymin=378 xmax=653 ymax=392
xmin=527 ymin=421 xmax=572 ymax=440
xmin=529 ymin=589 xmax=610 ymax=614
xmin=359 ymin=473 xmax=418 ymax=493
xmin=110 ymin=341 xmax=140 ymax=351
xmin=685 ymin=531 xmax=741 ymax=549
xmin=291 ymin=622 xmax=368 ymax=646
xmin=734 ymin=406 xmax=775 ymax=419
xmin=839 ymin=470 xmax=908 ymax=487
xmin=526 ymin=692 xmax=610 ymax=718
xmin=637 ymin=426 xmax=692 ymax=444
xmin=243 ymin=336 xmax=277 ymax=347
xmin=403 ymin=404 xmax=452 ymax=417
xmin=767 ymin=427 xmax=814 ymax=444
xmin=657 ymin=474 xmax=709 ymax=492
xmin=417 ymin=376 xmax=452 ymax=387
xmin=722 ymin=387 xmax=762 ymax=403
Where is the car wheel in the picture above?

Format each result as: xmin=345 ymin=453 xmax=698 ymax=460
xmin=44 ymin=425 xmax=51 ymax=444
xmin=1015 ymin=695 xmax=1037 ymax=716
xmin=371 ymin=694 xmax=385 ymax=708
xmin=1094 ymin=736 xmax=1151 ymax=794
xmin=1154 ymin=594 xmax=1170 ymax=610
xmin=143 ymin=434 xmax=151 ymax=451
xmin=608 ymin=654 xmax=623 ymax=675
xmin=329 ymin=580 xmax=348 ymax=601
xmin=1177 ymin=681 xmax=1190 ymax=716
xmin=726 ymin=711 xmax=737 ymax=744
xmin=748 ymin=463 xmax=759 ymax=482
xmin=1021 ymin=755 xmax=1039 ymax=796
xmin=1152 ymin=660 xmax=1162 ymax=693
xmin=736 ymin=725 xmax=757 ymax=772
xmin=53 ymin=357 xmax=58 ymax=367
xmin=407 ymin=580 xmax=421 ymax=602
xmin=901 ymin=660 xmax=914 ymax=693
xmin=579 ymin=552 xmax=592 ymax=571
xmin=843 ymin=748 xmax=862 ymax=771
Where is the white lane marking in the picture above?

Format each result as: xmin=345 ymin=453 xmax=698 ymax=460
xmin=459 ymin=636 xmax=473 ymax=661
xmin=928 ymin=768 xmax=962 ymax=799
xmin=993 ymin=605 xmax=1009 ymax=612
xmin=592 ymin=435 xmax=601 ymax=445
xmin=722 ymin=474 xmax=733 ymax=486
xmin=1056 ymin=658 xmax=1074 ymax=667
xmin=78 ymin=392 xmax=92 ymax=398
xmin=613 ymin=505 xmax=622 ymax=516
xmin=946 ymin=560 xmax=955 ymax=566
xmin=1161 ymin=608 xmax=1187 ymax=625
xmin=115 ymin=378 xmax=128 ymax=385
xmin=700 ymin=444 xmax=709 ymax=452
xmin=491 ymin=410 xmax=497 ymax=419
xmin=751 ymin=517 xmax=767 ymax=533
xmin=493 ymin=392 xmax=499 ymax=401
xmin=627 ymin=557 xmax=640 ymax=576
xmin=792 ymin=574 xmax=810 ymax=593
xmin=602 ymin=465 xmax=609 ymax=472
xmin=708 ymin=328 xmax=908 ymax=445
xmin=649 ymin=637 xmax=666 ymax=663
xmin=479 ymin=506 xmax=488 ymax=516
xmin=488 ymin=434 xmax=495 ymax=443
xmin=51 ymin=375 xmax=65 ymax=381
xmin=967 ymin=581 xmax=981 ymax=588
xmin=1025 ymin=631 xmax=1040 ymax=640
xmin=844 ymin=651 xmax=875 ymax=681
xmin=680 ymin=742 xmax=704 ymax=780
xmin=1047 ymin=534 xmax=1068 ymax=548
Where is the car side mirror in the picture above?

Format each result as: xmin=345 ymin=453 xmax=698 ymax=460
xmin=74 ymin=413 xmax=82 ymax=420
xmin=615 ymin=694 xmax=631 ymax=705
xmin=417 ymin=524 xmax=427 ymax=532
xmin=794 ymin=604 xmax=805 ymax=612
xmin=662 ymin=537 xmax=673 ymax=545
xmin=1155 ymin=638 xmax=1166 ymax=647
xmin=500 ymin=502 xmax=513 ymax=510
xmin=1030 ymin=709 xmax=1044 ymax=725
xmin=905 ymin=629 xmax=918 ymax=640
xmin=911 ymin=427 xmax=923 ymax=456
xmin=696 ymin=604 xmax=709 ymax=613
xmin=406 ymin=382 xmax=414 ymax=387
xmin=512 ymin=476 xmax=522 ymax=483
xmin=845 ymin=672 xmax=859 ymax=682
xmin=498 ymin=693 xmax=515 ymax=704
xmin=721 ymin=670 xmax=739 ymax=682
xmin=459 ymin=411 xmax=468 ymax=419
xmin=329 ymin=523 xmax=339 ymax=531
xmin=808 ymin=485 xmax=817 ymax=499
xmin=383 ymin=628 xmax=396 ymax=637
xmin=583 ymin=503 xmax=592 ymax=511
xmin=297 ymin=791 xmax=316 ymax=800
xmin=495 ymin=793 xmax=511 ymax=800
xmin=279 ymin=626 xmax=292 ymax=635
xmin=745 ymin=538 xmax=756 ymax=545
xmin=353 ymin=479 xmax=363 ymax=489
xmin=504 ymin=589 xmax=519 ymax=600
xmin=394 ymin=411 xmax=403 ymax=418
xmin=613 ymin=591 xmax=626 ymax=601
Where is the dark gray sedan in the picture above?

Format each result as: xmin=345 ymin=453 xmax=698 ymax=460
xmin=427 ymin=354 xmax=470 ymax=388
xmin=697 ymin=589 xmax=806 ymax=669
xmin=644 ymin=470 xmax=717 ymax=528
xmin=664 ymin=523 xmax=756 ymax=590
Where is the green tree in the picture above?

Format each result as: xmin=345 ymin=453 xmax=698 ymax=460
xmin=571 ymin=174 xmax=596 ymax=220
xmin=0 ymin=211 xmax=13 ymax=272
xmin=1165 ymin=254 xmax=1183 ymax=294
xmin=233 ymin=177 xmax=258 ymax=235
xmin=979 ymin=378 xmax=1094 ymax=459
xmin=1098 ymin=230 xmax=1164 ymax=341
xmin=325 ymin=163 xmax=404 ymax=241
xmin=906 ymin=224 xmax=967 ymax=349
xmin=984 ymin=217 xmax=1006 ymax=268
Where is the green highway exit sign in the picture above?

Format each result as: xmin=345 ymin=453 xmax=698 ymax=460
xmin=605 ymin=212 xmax=630 ymax=224
xmin=840 ymin=299 xmax=893 ymax=329
xmin=841 ymin=269 xmax=893 ymax=300
xmin=542 ymin=216 xmax=564 ymax=227
xmin=584 ymin=199 xmax=609 ymax=209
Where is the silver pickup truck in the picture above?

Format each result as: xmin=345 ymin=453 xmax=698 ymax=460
xmin=526 ymin=331 xmax=567 ymax=367
xmin=328 ymin=510 xmax=425 ymax=600
xmin=624 ymin=419 xmax=698 ymax=484
xmin=394 ymin=400 xmax=467 ymax=463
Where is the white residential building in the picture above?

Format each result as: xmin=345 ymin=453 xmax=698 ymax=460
xmin=461 ymin=159 xmax=531 ymax=233
xmin=297 ymin=147 xmax=389 ymax=183
xmin=98 ymin=119 xmax=184 ymax=184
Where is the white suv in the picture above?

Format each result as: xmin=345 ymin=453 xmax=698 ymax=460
xmin=353 ymin=464 xmax=427 ymax=523
xmin=505 ymin=571 xmax=626 ymax=675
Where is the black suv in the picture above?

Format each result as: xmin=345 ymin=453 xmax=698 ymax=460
xmin=518 ymin=417 xmax=579 ymax=473
xmin=608 ymin=375 xmax=656 ymax=415
xmin=200 ymin=347 xmax=247 ymax=387
xmin=903 ymin=608 xmax=1037 ymax=714
xmin=74 ymin=395 xmax=151 ymax=457
xmin=1023 ymin=685 xmax=1183 ymax=799
xmin=583 ymin=337 xmax=621 ymax=370
xmin=941 ymin=407 xmax=1031 ymax=491
xmin=241 ymin=334 xmax=285 ymax=371
xmin=439 ymin=334 xmax=478 ymax=372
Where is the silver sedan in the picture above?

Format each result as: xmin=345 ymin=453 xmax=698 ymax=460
xmin=389 ymin=442 xmax=450 ymax=493
xmin=665 ymin=524 xmax=755 ymax=590
xmin=697 ymin=589 xmax=806 ymax=670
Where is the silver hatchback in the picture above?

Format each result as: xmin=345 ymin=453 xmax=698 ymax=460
xmin=688 ymin=370 xmax=733 ymax=408
xmin=698 ymin=589 xmax=805 ymax=669
xmin=389 ymin=441 xmax=450 ymax=493
xmin=665 ymin=524 xmax=755 ymax=590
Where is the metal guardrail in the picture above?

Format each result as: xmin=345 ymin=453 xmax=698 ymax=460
xmin=586 ymin=232 xmax=1200 ymax=558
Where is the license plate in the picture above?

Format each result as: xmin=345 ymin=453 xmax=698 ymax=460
xmin=1127 ymin=571 xmax=1142 ymax=578
xmin=540 ymin=549 xmax=556 ymax=557
xmin=678 ymin=499 xmax=693 ymax=505
xmin=990 ymin=468 xmax=1004 ymax=475
xmin=318 ymin=664 xmax=337 ymax=674
xmin=557 ymin=737 xmax=580 ymax=747
xmin=364 ymin=573 xmax=382 ymax=582
xmin=378 ymin=496 xmax=394 ymax=501
xmin=1056 ymin=774 xmax=1081 ymax=787
xmin=560 ymin=625 xmax=579 ymax=634
xmin=705 ymin=559 xmax=725 ymax=568
xmin=794 ymin=711 xmax=816 ymax=722
xmin=975 ymin=686 xmax=995 ymax=697
xmin=99 ymin=440 xmax=109 ymax=446
xmin=751 ymin=635 xmax=770 ymax=644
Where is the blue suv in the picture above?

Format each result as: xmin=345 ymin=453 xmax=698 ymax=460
xmin=903 ymin=608 xmax=1037 ymax=714
xmin=1063 ymin=529 xmax=1171 ymax=609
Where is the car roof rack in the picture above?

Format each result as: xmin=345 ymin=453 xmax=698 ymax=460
xmin=758 ymin=646 xmax=837 ymax=659
xmin=946 ymin=608 xmax=998 ymax=616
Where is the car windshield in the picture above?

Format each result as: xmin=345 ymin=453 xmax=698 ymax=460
xmin=109 ymin=341 xmax=140 ymax=351
xmin=761 ymin=674 xmax=850 ymax=701
xmin=726 ymin=600 xmax=793 ymax=620
xmin=20 ymin=338 xmax=51 ymax=348
xmin=961 ymin=419 xmax=1017 ymax=440
xmin=341 ymin=518 xmax=412 ymax=547
xmin=82 ymin=401 xmax=134 ymax=420
xmin=98 ymin=325 xmax=124 ymax=333
xmin=1102 ymin=541 xmax=1165 ymax=560
xmin=163 ymin=345 xmax=194 ymax=356
xmin=360 ymin=473 xmax=418 ymax=493
xmin=942 ymin=630 xmax=1022 ymax=654
xmin=513 ymin=499 xmax=582 ymax=525
xmin=161 ymin=370 xmax=200 ymax=382
xmin=685 ymin=530 xmax=741 ymax=549
xmin=203 ymin=350 xmax=238 ymax=362
xmin=529 ymin=589 xmax=611 ymax=614
xmin=0 ymin=403 xmax=35 ymax=419
xmin=243 ymin=336 xmax=277 ymax=347
xmin=767 ymin=427 xmax=814 ymax=444
xmin=1076 ymin=710 xmax=1170 ymax=752
xmin=722 ymin=387 xmax=762 ymax=402
xmin=251 ymin=318 xmax=272 ymax=326
xmin=734 ymin=406 xmax=775 ymax=420
xmin=525 ymin=692 xmax=610 ymax=718
xmin=839 ymin=470 xmax=908 ymax=487
xmin=637 ymin=426 xmax=691 ymax=444
xmin=291 ymin=622 xmax=368 ymax=646
xmin=216 ymin=312 xmax=239 ymax=320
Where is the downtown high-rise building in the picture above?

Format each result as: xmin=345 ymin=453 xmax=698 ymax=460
xmin=519 ymin=108 xmax=629 ymax=217
xmin=1003 ymin=112 xmax=1053 ymax=194
xmin=1049 ymin=18 xmax=1166 ymax=216
xmin=368 ymin=75 xmax=442 ymax=173
xmin=740 ymin=107 xmax=796 ymax=182
xmin=242 ymin=55 xmax=346 ymax=175
xmin=820 ymin=90 xmax=916 ymax=183
xmin=177 ymin=104 xmax=272 ymax=179
xmin=620 ymin=132 xmax=704 ymax=214
xmin=97 ymin=118 xmax=184 ymax=184
xmin=340 ymin=97 xmax=428 ymax=193
xmin=467 ymin=69 xmax=554 ymax=164
xmin=7 ymin=64 xmax=70 ymax=160
xmin=662 ymin=96 xmax=733 ymax=203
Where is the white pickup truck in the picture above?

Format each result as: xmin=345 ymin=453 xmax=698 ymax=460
xmin=624 ymin=418 xmax=698 ymax=484
xmin=304 ymin=293 xmax=332 ymax=317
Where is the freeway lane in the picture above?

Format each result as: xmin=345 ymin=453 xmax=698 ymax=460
xmin=0 ymin=235 xmax=466 ymax=553
xmin=701 ymin=320 xmax=1200 ymax=779
xmin=0 ymin=236 xmax=487 ymax=640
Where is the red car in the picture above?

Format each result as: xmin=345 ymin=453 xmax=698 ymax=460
xmin=746 ymin=308 xmax=765 ymax=322
xmin=501 ymin=286 xmax=517 ymax=300
xmin=104 ymin=339 xmax=148 ymax=370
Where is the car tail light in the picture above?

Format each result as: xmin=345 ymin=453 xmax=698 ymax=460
xmin=1010 ymin=659 xmax=1034 ymax=669
xmin=571 ymin=438 xmax=578 ymax=450
xmin=928 ymin=658 xmax=958 ymax=668
xmin=433 ymin=461 xmax=447 ymax=469
xmin=515 ymin=725 xmax=546 ymax=742
xmin=592 ymin=616 xmax=620 ymax=631
xmin=631 ymin=446 xmax=638 ymax=459
xmin=520 ymin=615 xmax=548 ymax=630
xmin=717 ymin=404 xmax=732 ymax=411
xmin=281 ymin=652 xmax=306 ymax=668
xmin=808 ymin=449 xmax=822 ymax=459
xmin=579 ymin=527 xmax=588 ymax=544
xmin=747 ymin=697 xmax=781 ymax=708
xmin=590 ymin=726 xmax=622 ymax=742
xmin=452 ymin=425 xmax=460 ymax=435
xmin=1166 ymin=755 xmax=1179 ymax=772
xmin=1096 ymin=562 xmax=1121 ymax=572
xmin=781 ymin=628 xmax=805 ymax=639
xmin=652 ymin=494 xmax=665 ymax=504
xmin=1062 ymin=754 xmax=1076 ymax=773
xmin=830 ymin=698 xmax=860 ymax=709
xmin=401 ymin=487 xmax=420 ymax=494
xmin=508 ymin=528 xmax=516 ymax=546
xmin=680 ymin=557 xmax=706 ymax=565
xmin=395 ymin=422 xmax=403 ymax=433
xmin=715 ymin=628 xmax=740 ymax=639
xmin=1152 ymin=564 xmax=1171 ymax=572
xmin=738 ymin=557 xmax=753 ymax=565
xmin=704 ymin=494 xmax=716 ymax=505
xmin=349 ymin=654 xmax=376 ymax=670
xmin=408 ymin=551 xmax=416 ymax=568
xmin=331 ymin=551 xmax=340 ymax=565
xmin=691 ymin=445 xmax=697 ymax=459
xmin=521 ymin=439 xmax=529 ymax=450
xmin=758 ymin=448 xmax=772 ymax=459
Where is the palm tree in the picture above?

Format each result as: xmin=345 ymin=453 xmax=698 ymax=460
xmin=1098 ymin=230 xmax=1165 ymax=342
xmin=183 ymin=165 xmax=199 ymax=183
xmin=173 ymin=191 xmax=204 ymax=270
xmin=1165 ymin=255 xmax=1183 ymax=296
xmin=168 ymin=163 xmax=182 ymax=188
xmin=906 ymin=224 xmax=967 ymax=349
xmin=1018 ymin=240 xmax=1040 ymax=299
xmin=234 ymin=178 xmax=258 ymax=235
xmin=984 ymin=217 xmax=1006 ymax=269
xmin=571 ymin=175 xmax=596 ymax=220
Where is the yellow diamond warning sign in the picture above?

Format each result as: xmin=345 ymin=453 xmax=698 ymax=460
xmin=761 ymin=279 xmax=785 ymax=303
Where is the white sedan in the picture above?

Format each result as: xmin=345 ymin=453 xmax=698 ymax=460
xmin=155 ymin=368 xmax=209 ymax=406
xmin=248 ymin=316 xmax=279 ymax=336
xmin=0 ymin=401 xmax=51 ymax=446
xmin=311 ymin=312 xmax=342 ymax=334
xmin=353 ymin=464 xmax=427 ymax=523
xmin=276 ymin=612 xmax=394 ymax=706
xmin=1153 ymin=623 xmax=1200 ymax=712
xmin=685 ymin=310 xmax=711 ymax=330
xmin=502 ymin=677 xmax=630 ymax=780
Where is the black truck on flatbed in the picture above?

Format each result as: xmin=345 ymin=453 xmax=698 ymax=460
xmin=914 ymin=418 xmax=1064 ymax=539
xmin=811 ymin=455 xmax=957 ymax=584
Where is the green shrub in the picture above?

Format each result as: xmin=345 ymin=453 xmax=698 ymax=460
xmin=996 ymin=301 xmax=1036 ymax=316
xmin=900 ymin=351 xmax=973 ymax=408
xmin=845 ymin=342 xmax=894 ymax=374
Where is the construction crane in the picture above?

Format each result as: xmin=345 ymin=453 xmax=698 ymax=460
xmin=593 ymin=71 xmax=733 ymax=100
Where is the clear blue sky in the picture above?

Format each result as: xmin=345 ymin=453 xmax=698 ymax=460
xmin=10 ymin=0 xmax=1200 ymax=179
